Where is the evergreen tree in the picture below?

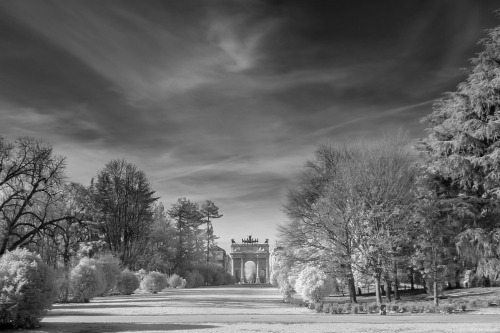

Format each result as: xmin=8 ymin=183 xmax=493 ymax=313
xmin=167 ymin=198 xmax=203 ymax=271
xmin=418 ymin=22 xmax=500 ymax=285
xmin=200 ymin=200 xmax=223 ymax=265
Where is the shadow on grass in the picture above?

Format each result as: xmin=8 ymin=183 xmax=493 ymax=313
xmin=4 ymin=322 xmax=219 ymax=332
xmin=53 ymin=304 xmax=148 ymax=310
xmin=45 ymin=312 xmax=114 ymax=317
xmin=82 ymin=296 xmax=281 ymax=305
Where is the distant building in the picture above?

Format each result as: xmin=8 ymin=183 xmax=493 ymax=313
xmin=209 ymin=245 xmax=229 ymax=273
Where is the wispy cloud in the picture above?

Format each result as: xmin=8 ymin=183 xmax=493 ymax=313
xmin=0 ymin=0 xmax=498 ymax=250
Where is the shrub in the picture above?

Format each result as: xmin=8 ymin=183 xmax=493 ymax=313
xmin=168 ymin=274 xmax=182 ymax=288
xmin=442 ymin=305 xmax=454 ymax=314
xmin=294 ymin=266 xmax=336 ymax=303
xmin=141 ymin=272 xmax=168 ymax=293
xmin=190 ymin=263 xmax=229 ymax=286
xmin=342 ymin=303 xmax=351 ymax=314
xmin=116 ymin=270 xmax=140 ymax=295
xmin=96 ymin=254 xmax=121 ymax=295
xmin=216 ymin=272 xmax=227 ymax=285
xmin=136 ymin=269 xmax=147 ymax=281
xmin=367 ymin=303 xmax=379 ymax=313
xmin=0 ymin=248 xmax=56 ymax=329
xmin=185 ymin=272 xmax=195 ymax=288
xmin=224 ymin=272 xmax=236 ymax=285
xmin=194 ymin=271 xmax=205 ymax=287
xmin=69 ymin=257 xmax=106 ymax=303
xmin=55 ymin=268 xmax=71 ymax=303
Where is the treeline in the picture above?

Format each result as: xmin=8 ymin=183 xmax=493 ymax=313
xmin=0 ymin=136 xmax=223 ymax=274
xmin=274 ymin=23 xmax=500 ymax=306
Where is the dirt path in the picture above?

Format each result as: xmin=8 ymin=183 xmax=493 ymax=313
xmin=13 ymin=286 xmax=500 ymax=332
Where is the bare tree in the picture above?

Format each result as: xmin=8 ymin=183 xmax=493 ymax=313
xmin=0 ymin=137 xmax=68 ymax=255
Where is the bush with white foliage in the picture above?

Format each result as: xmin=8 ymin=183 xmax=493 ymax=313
xmin=116 ymin=270 xmax=140 ymax=295
xmin=294 ymin=266 xmax=336 ymax=303
xmin=168 ymin=274 xmax=182 ymax=288
xmin=0 ymin=248 xmax=56 ymax=329
xmin=68 ymin=257 xmax=106 ymax=302
xmin=96 ymin=254 xmax=121 ymax=295
xmin=141 ymin=271 xmax=167 ymax=293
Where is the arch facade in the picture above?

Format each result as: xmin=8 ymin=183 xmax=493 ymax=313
xmin=230 ymin=236 xmax=270 ymax=284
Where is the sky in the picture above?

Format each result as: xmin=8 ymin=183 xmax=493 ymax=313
xmin=0 ymin=0 xmax=499 ymax=252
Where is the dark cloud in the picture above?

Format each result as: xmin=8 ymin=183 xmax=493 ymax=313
xmin=0 ymin=0 xmax=498 ymax=249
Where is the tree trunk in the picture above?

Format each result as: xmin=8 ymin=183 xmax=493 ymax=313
xmin=393 ymin=278 xmax=400 ymax=300
xmin=347 ymin=275 xmax=357 ymax=303
xmin=374 ymin=275 xmax=382 ymax=305
xmin=393 ymin=261 xmax=400 ymax=300
xmin=384 ymin=277 xmax=392 ymax=302
xmin=409 ymin=268 xmax=415 ymax=290
xmin=345 ymin=263 xmax=357 ymax=303
xmin=433 ymin=278 xmax=439 ymax=306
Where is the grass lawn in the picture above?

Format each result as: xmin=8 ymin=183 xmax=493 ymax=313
xmin=289 ymin=287 xmax=500 ymax=315
xmin=20 ymin=286 xmax=500 ymax=333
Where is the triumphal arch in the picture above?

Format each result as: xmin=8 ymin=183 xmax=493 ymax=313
xmin=230 ymin=235 xmax=270 ymax=284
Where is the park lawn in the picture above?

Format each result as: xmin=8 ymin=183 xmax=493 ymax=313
xmin=48 ymin=286 xmax=310 ymax=317
xmin=326 ymin=287 xmax=500 ymax=304
xmin=287 ymin=287 xmax=500 ymax=314
xmin=36 ymin=286 xmax=500 ymax=333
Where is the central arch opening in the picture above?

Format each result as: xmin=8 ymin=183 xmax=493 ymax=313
xmin=244 ymin=261 xmax=256 ymax=283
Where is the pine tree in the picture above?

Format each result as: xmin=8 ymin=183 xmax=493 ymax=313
xmin=418 ymin=22 xmax=500 ymax=285
xmin=167 ymin=198 xmax=203 ymax=271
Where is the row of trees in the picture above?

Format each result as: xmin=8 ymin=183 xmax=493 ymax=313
xmin=0 ymin=137 xmax=223 ymax=274
xmin=275 ymin=23 xmax=500 ymax=306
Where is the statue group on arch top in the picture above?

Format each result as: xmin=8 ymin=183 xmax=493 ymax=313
xmin=231 ymin=235 xmax=269 ymax=244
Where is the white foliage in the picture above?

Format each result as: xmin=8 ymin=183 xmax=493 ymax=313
xmin=294 ymin=266 xmax=336 ymax=303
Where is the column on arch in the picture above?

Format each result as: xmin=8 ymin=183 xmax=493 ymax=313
xmin=231 ymin=255 xmax=235 ymax=277
xmin=256 ymin=256 xmax=260 ymax=284
xmin=240 ymin=257 xmax=244 ymax=283
xmin=265 ymin=256 xmax=269 ymax=283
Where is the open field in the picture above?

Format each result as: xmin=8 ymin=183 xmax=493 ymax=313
xmin=8 ymin=286 xmax=500 ymax=333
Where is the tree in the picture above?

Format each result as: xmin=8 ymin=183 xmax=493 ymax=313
xmin=91 ymin=159 xmax=157 ymax=269
xmin=167 ymin=198 xmax=203 ymax=271
xmin=281 ymin=144 xmax=361 ymax=303
xmin=31 ymin=182 xmax=95 ymax=268
xmin=418 ymin=21 xmax=500 ymax=288
xmin=350 ymin=133 xmax=418 ymax=304
xmin=280 ymin=132 xmax=417 ymax=305
xmin=0 ymin=137 xmax=68 ymax=255
xmin=200 ymin=200 xmax=222 ymax=265
xmin=142 ymin=202 xmax=176 ymax=273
